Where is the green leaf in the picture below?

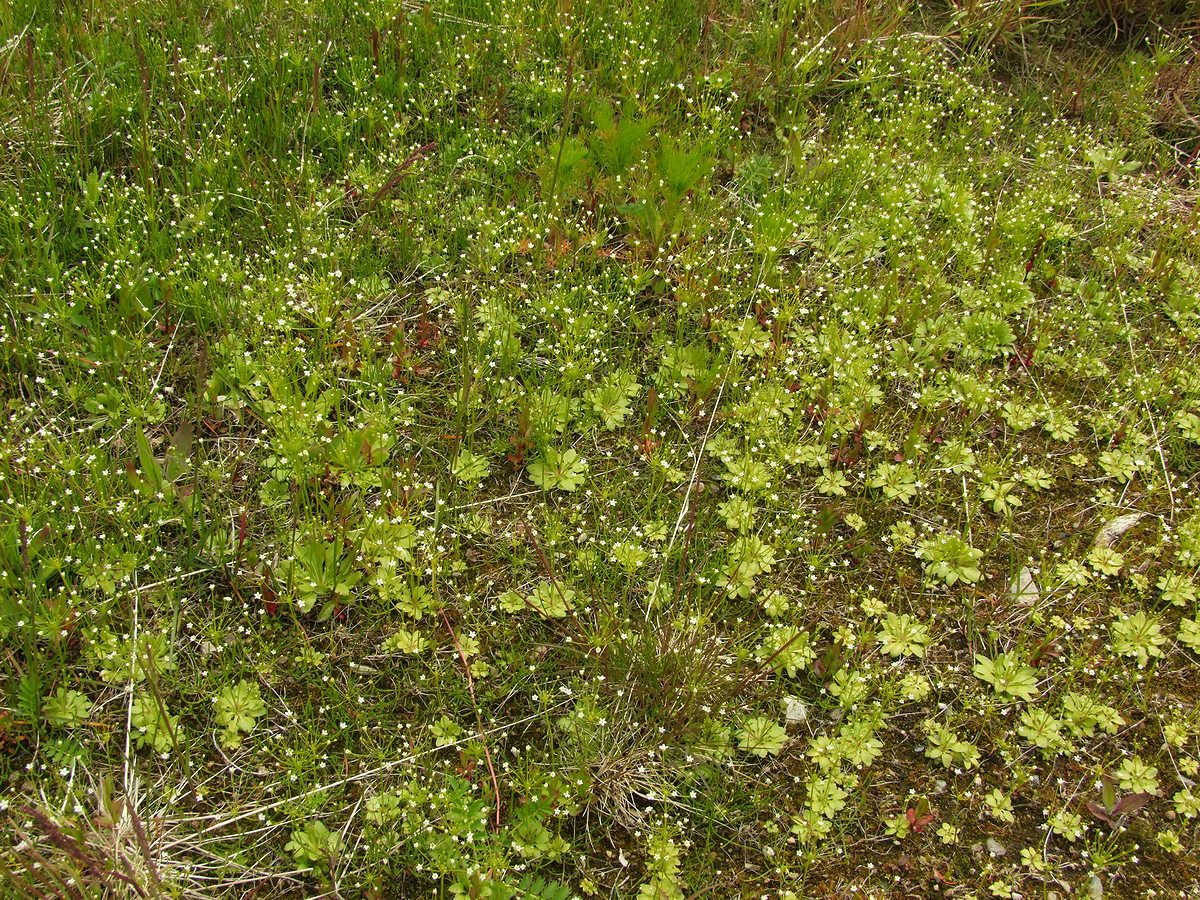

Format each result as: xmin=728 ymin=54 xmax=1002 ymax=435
xmin=1110 ymin=610 xmax=1166 ymax=667
xmin=916 ymin=534 xmax=984 ymax=586
xmin=452 ymin=447 xmax=491 ymax=483
xmin=134 ymin=425 xmax=165 ymax=493
xmin=524 ymin=581 xmax=574 ymax=619
xmin=516 ymin=874 xmax=574 ymax=900
xmin=589 ymin=100 xmax=654 ymax=178
xmin=431 ymin=715 xmax=464 ymax=747
xmin=876 ymin=613 xmax=930 ymax=658
xmin=527 ymin=448 xmax=588 ymax=492
xmin=43 ymin=687 xmax=90 ymax=728
xmin=737 ymin=716 xmax=787 ymax=757
xmin=17 ymin=671 xmax=42 ymax=723
xmin=972 ymin=653 xmax=1039 ymax=701
xmin=214 ymin=679 xmax=267 ymax=746
xmin=285 ymin=820 xmax=341 ymax=869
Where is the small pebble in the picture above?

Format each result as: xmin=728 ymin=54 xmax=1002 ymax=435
xmin=782 ymin=696 xmax=807 ymax=724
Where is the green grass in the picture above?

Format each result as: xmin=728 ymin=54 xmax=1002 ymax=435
xmin=2 ymin=0 xmax=1200 ymax=897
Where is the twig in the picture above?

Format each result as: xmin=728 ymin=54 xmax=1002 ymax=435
xmin=148 ymin=318 xmax=180 ymax=396
xmin=357 ymin=141 xmax=437 ymax=221
xmin=440 ymin=608 xmax=503 ymax=830
xmin=1120 ymin=304 xmax=1176 ymax=520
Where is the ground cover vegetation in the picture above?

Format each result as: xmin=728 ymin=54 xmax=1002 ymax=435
xmin=2 ymin=0 xmax=1200 ymax=896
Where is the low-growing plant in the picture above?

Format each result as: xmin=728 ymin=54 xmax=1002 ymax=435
xmin=452 ymin=447 xmax=492 ymax=484
xmin=285 ymin=820 xmax=342 ymax=872
xmin=282 ymin=535 xmax=362 ymax=621
xmin=130 ymin=696 xmax=180 ymax=754
xmin=984 ymin=787 xmax=1016 ymax=823
xmin=916 ymin=533 xmax=984 ymax=586
xmin=214 ymin=679 xmax=267 ymax=749
xmin=41 ymin=688 xmax=90 ymax=729
xmin=528 ymin=448 xmax=589 ymax=492
xmin=637 ymin=825 xmax=685 ymax=900
xmin=1017 ymin=707 xmax=1068 ymax=753
xmin=736 ymin=716 xmax=788 ymax=758
xmin=1110 ymin=609 xmax=1168 ymax=666
xmin=876 ymin=613 xmax=931 ymax=658
xmin=923 ymin=720 xmax=982 ymax=770
xmin=5 ymin=2 xmax=1200 ymax=895
xmin=973 ymin=652 xmax=1040 ymax=701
